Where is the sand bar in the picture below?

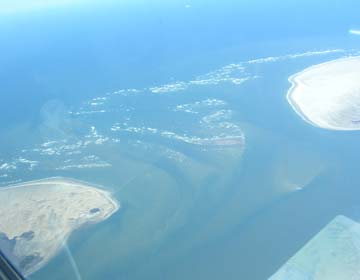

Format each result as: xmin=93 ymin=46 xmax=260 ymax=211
xmin=287 ymin=56 xmax=360 ymax=130
xmin=0 ymin=177 xmax=119 ymax=276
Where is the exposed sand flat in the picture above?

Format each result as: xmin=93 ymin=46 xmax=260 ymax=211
xmin=269 ymin=215 xmax=360 ymax=280
xmin=0 ymin=177 xmax=119 ymax=276
xmin=287 ymin=56 xmax=360 ymax=130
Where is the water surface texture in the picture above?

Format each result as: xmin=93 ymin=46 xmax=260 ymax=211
xmin=1 ymin=1 xmax=360 ymax=279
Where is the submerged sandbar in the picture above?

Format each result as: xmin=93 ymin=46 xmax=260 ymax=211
xmin=287 ymin=56 xmax=360 ymax=130
xmin=0 ymin=177 xmax=119 ymax=276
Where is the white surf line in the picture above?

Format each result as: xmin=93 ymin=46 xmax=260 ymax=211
xmin=349 ymin=29 xmax=360 ymax=35
xmin=285 ymin=72 xmax=321 ymax=129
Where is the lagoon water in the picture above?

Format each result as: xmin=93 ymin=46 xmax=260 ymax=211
xmin=1 ymin=1 xmax=360 ymax=279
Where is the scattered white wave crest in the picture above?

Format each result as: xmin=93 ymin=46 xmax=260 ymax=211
xmin=349 ymin=29 xmax=360 ymax=35
xmin=247 ymin=49 xmax=346 ymax=64
xmin=174 ymin=99 xmax=227 ymax=114
xmin=56 ymin=155 xmax=111 ymax=170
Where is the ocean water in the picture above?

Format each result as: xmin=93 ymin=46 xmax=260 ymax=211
xmin=1 ymin=1 xmax=360 ymax=279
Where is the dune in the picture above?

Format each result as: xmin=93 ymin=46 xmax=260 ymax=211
xmin=287 ymin=56 xmax=360 ymax=130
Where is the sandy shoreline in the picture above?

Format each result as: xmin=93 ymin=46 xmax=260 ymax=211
xmin=286 ymin=56 xmax=360 ymax=131
xmin=286 ymin=72 xmax=320 ymax=128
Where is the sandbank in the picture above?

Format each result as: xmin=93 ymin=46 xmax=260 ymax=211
xmin=0 ymin=177 xmax=119 ymax=276
xmin=287 ymin=56 xmax=360 ymax=130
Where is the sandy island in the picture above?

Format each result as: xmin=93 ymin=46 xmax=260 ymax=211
xmin=0 ymin=177 xmax=119 ymax=276
xmin=287 ymin=56 xmax=360 ymax=130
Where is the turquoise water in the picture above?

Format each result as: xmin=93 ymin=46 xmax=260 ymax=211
xmin=1 ymin=1 xmax=360 ymax=279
